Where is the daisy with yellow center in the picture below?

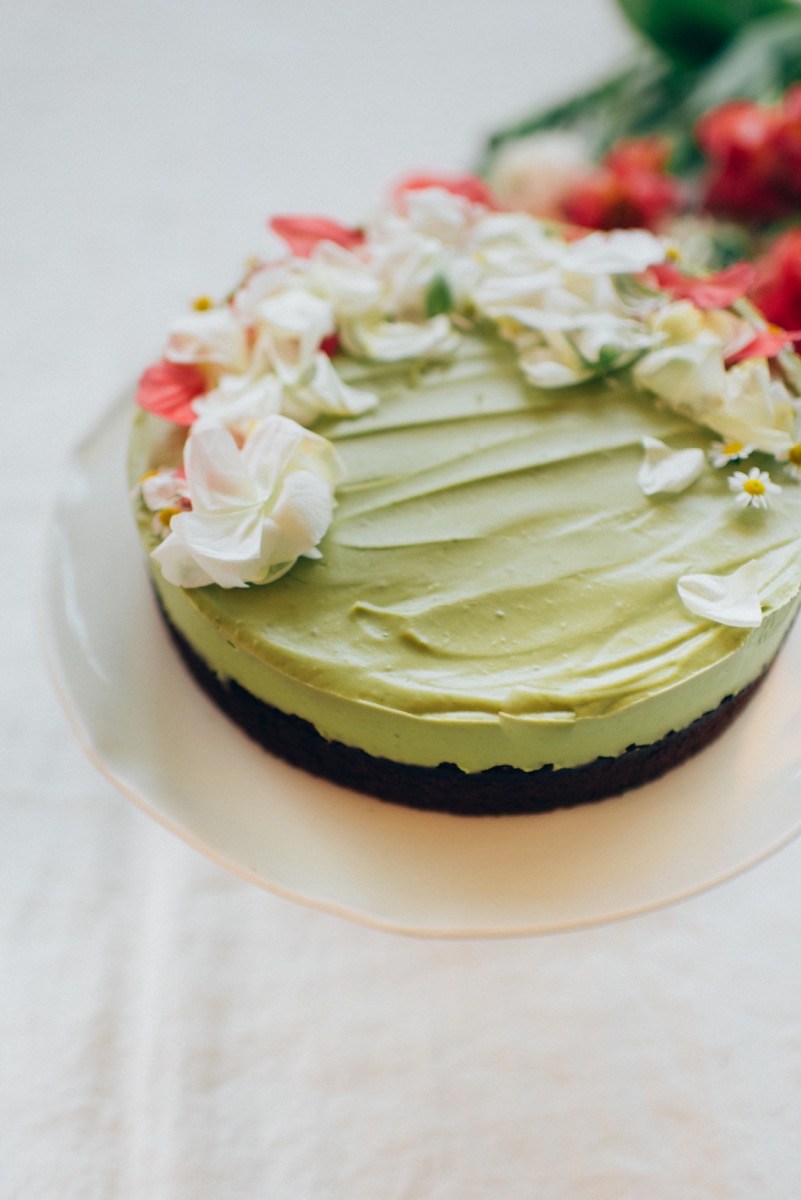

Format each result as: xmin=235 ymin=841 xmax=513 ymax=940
xmin=728 ymin=466 xmax=781 ymax=509
xmin=785 ymin=444 xmax=801 ymax=481
xmin=710 ymin=439 xmax=752 ymax=468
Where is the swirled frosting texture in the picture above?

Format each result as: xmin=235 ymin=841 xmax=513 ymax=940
xmin=131 ymin=333 xmax=801 ymax=772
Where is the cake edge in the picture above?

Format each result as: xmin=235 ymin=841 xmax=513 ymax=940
xmin=156 ymin=592 xmax=771 ymax=817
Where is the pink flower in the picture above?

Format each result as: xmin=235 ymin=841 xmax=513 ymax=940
xmin=561 ymin=137 xmax=682 ymax=231
xmin=268 ymin=215 xmax=364 ymax=258
xmin=696 ymin=92 xmax=801 ymax=222
xmin=648 ymin=261 xmax=755 ymax=310
xmin=724 ymin=327 xmax=799 ymax=364
xmin=392 ymin=172 xmax=496 ymax=209
xmin=750 ymin=227 xmax=801 ymax=342
xmin=136 ymin=360 xmax=207 ymax=425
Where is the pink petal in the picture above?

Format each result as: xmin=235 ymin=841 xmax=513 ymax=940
xmin=725 ymin=327 xmax=801 ymax=364
xmin=649 ymin=261 xmax=755 ymax=310
xmin=269 ymin=215 xmax=364 ymax=257
xmin=393 ymin=172 xmax=496 ymax=209
xmin=136 ymin=360 xmax=206 ymax=425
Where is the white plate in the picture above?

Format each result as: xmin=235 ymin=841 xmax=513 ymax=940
xmin=41 ymin=395 xmax=801 ymax=938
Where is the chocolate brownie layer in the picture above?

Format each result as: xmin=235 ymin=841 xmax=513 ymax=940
xmin=160 ymin=600 xmax=767 ymax=816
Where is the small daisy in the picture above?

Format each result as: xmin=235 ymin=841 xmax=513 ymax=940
xmin=728 ymin=466 xmax=781 ymax=509
xmin=136 ymin=467 xmax=191 ymax=538
xmin=709 ymin=439 xmax=752 ymax=468
xmin=784 ymin=444 xmax=801 ymax=481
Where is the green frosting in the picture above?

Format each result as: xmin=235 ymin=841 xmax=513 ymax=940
xmin=130 ymin=332 xmax=801 ymax=773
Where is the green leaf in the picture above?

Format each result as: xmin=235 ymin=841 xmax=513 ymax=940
xmin=425 ymin=275 xmax=453 ymax=318
xmin=479 ymin=8 xmax=801 ymax=182
xmin=617 ymin=0 xmax=795 ymax=66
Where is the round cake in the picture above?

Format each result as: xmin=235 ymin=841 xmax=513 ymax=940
xmin=128 ymin=178 xmax=801 ymax=814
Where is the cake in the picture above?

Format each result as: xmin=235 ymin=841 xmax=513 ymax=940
xmin=128 ymin=177 xmax=801 ymax=815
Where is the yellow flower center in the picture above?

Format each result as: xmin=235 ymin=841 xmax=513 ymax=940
xmin=743 ymin=478 xmax=766 ymax=497
xmin=158 ymin=506 xmax=180 ymax=526
xmin=789 ymin=444 xmax=801 ymax=466
xmin=722 ymin=440 xmax=744 ymax=456
xmin=193 ymin=295 xmax=213 ymax=311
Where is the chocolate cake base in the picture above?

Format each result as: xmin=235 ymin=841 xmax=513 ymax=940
xmin=160 ymin=605 xmax=766 ymax=816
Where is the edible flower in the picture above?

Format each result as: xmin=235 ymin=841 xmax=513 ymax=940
xmin=783 ymin=444 xmax=801 ymax=481
xmin=392 ymin=172 xmax=496 ymax=210
xmin=136 ymin=467 xmax=190 ymax=537
xmin=709 ymin=440 xmax=752 ymax=468
xmin=696 ymin=92 xmax=801 ymax=222
xmin=486 ymin=130 xmax=592 ymax=219
xmin=648 ymin=261 xmax=754 ymax=310
xmin=561 ymin=136 xmax=682 ymax=232
xmin=728 ymin=466 xmax=781 ymax=509
xmin=677 ymin=560 xmax=763 ymax=628
xmin=749 ymin=227 xmax=801 ymax=342
xmin=136 ymin=361 xmax=207 ymax=426
xmin=152 ymin=416 xmax=343 ymax=589
xmin=269 ymin=215 xmax=364 ymax=258
xmin=637 ymin=437 xmax=705 ymax=496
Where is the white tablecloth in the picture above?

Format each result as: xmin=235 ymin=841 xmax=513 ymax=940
xmin=6 ymin=1 xmax=801 ymax=1195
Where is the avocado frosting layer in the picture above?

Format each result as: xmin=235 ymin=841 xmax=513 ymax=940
xmin=130 ymin=332 xmax=801 ymax=773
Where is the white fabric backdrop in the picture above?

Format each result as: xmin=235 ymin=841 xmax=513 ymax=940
xmin=5 ymin=1 xmax=801 ymax=1195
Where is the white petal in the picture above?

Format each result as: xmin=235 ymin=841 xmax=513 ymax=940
xmin=263 ymin=469 xmax=336 ymax=564
xmin=559 ymin=229 xmax=666 ymax=276
xmin=166 ymin=307 xmax=249 ymax=372
xmin=341 ymin=314 xmax=458 ymax=361
xmin=184 ymin=427 xmax=258 ymax=513
xmin=402 ymin=187 xmax=483 ymax=244
xmin=677 ymin=561 xmax=763 ymax=628
xmin=472 ymin=269 xmax=562 ymax=314
xmin=151 ymin=534 xmax=215 ymax=588
xmin=168 ymin=508 xmax=265 ymax=589
xmin=519 ymin=357 xmax=592 ymax=388
xmin=283 ymin=354 xmax=377 ymax=424
xmin=256 ymin=287 xmax=334 ymax=384
xmin=637 ymin=437 xmax=705 ymax=496
xmin=240 ymin=414 xmax=308 ymax=496
xmin=486 ymin=130 xmax=591 ymax=217
xmin=633 ymin=341 xmax=728 ymax=418
xmin=308 ymin=245 xmax=383 ymax=317
xmin=191 ymin=372 xmax=284 ymax=437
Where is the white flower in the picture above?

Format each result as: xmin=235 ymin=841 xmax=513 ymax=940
xmin=365 ymin=218 xmax=445 ymax=318
xmin=165 ymin=306 xmax=250 ymax=373
xmin=138 ymin=467 xmax=189 ymax=512
xmin=634 ymin=340 xmax=728 ymax=422
xmin=191 ymin=371 xmax=284 ymax=438
xmin=555 ymin=228 xmax=666 ymax=277
xmin=281 ymin=353 xmax=377 ymax=424
xmin=782 ymin=444 xmax=801 ymax=481
xmin=728 ymin=466 xmax=782 ymax=509
xmin=254 ymin=287 xmax=335 ymax=385
xmin=714 ymin=359 xmax=795 ymax=458
xmin=340 ymin=313 xmax=458 ymax=361
xmin=307 ymin=242 xmax=383 ymax=318
xmin=136 ymin=467 xmax=190 ymax=539
xmin=633 ymin=310 xmax=796 ymax=456
xmin=192 ymin=354 xmax=376 ymax=437
xmin=152 ymin=416 xmax=343 ymax=589
xmin=677 ymin=560 xmax=763 ymax=628
xmin=400 ymin=186 xmax=485 ymax=244
xmin=709 ymin=439 xmax=752 ymax=468
xmin=232 ymin=260 xmax=308 ymax=323
xmin=637 ymin=437 xmax=706 ymax=496
xmin=486 ymin=130 xmax=592 ymax=218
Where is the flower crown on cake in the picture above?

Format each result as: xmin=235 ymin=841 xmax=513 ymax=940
xmin=134 ymin=161 xmax=801 ymax=628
